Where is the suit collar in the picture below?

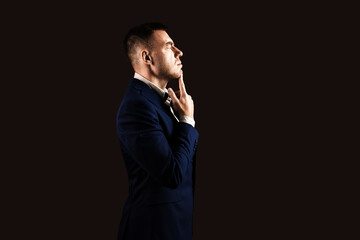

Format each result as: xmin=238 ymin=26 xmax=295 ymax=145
xmin=130 ymin=78 xmax=165 ymax=107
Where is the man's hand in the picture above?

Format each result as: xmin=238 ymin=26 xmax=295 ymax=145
xmin=168 ymin=73 xmax=194 ymax=119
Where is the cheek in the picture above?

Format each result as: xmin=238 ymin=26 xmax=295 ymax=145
xmin=153 ymin=51 xmax=174 ymax=67
xmin=153 ymin=52 xmax=166 ymax=64
xmin=165 ymin=53 xmax=175 ymax=64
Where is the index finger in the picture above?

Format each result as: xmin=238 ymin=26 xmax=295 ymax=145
xmin=179 ymin=73 xmax=187 ymax=95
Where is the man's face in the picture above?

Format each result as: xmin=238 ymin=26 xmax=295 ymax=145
xmin=148 ymin=30 xmax=183 ymax=80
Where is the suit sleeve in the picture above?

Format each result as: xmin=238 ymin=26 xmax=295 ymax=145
xmin=117 ymin=98 xmax=199 ymax=188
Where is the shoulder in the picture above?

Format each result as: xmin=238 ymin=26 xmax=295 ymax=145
xmin=116 ymin=89 xmax=160 ymax=133
xmin=117 ymin=86 xmax=159 ymax=127
xmin=120 ymin=87 xmax=155 ymax=114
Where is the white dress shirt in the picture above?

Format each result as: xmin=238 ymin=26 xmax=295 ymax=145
xmin=134 ymin=72 xmax=195 ymax=127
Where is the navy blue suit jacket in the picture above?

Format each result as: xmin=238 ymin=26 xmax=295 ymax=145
xmin=116 ymin=78 xmax=199 ymax=240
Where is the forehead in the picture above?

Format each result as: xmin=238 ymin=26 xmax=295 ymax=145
xmin=150 ymin=30 xmax=174 ymax=46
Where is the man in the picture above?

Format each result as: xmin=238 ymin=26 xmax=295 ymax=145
xmin=116 ymin=23 xmax=199 ymax=240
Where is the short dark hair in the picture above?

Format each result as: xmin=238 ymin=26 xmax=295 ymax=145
xmin=124 ymin=22 xmax=168 ymax=62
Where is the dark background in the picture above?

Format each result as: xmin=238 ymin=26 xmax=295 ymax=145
xmin=5 ymin=1 xmax=342 ymax=240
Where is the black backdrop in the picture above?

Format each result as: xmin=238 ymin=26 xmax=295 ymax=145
xmin=7 ymin=1 xmax=330 ymax=239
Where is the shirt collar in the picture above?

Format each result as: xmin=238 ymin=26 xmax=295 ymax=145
xmin=134 ymin=72 xmax=168 ymax=99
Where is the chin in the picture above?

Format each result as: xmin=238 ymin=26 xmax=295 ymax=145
xmin=170 ymin=72 xmax=181 ymax=80
xmin=165 ymin=69 xmax=182 ymax=81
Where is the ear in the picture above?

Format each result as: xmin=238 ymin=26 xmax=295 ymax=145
xmin=141 ymin=50 xmax=152 ymax=65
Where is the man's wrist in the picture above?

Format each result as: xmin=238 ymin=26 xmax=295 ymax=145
xmin=179 ymin=115 xmax=195 ymax=127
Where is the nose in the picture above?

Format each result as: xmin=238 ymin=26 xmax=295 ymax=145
xmin=174 ymin=46 xmax=183 ymax=57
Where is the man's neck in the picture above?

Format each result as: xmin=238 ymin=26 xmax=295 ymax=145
xmin=135 ymin=71 xmax=167 ymax=90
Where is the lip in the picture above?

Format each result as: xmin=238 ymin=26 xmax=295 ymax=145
xmin=177 ymin=62 xmax=182 ymax=66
